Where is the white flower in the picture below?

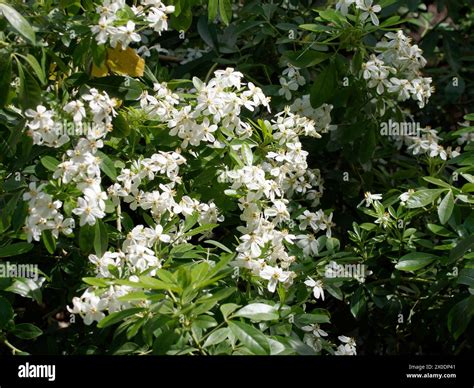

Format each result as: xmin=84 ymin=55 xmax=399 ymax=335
xmin=110 ymin=21 xmax=141 ymax=49
xmin=278 ymin=77 xmax=299 ymax=100
xmin=359 ymin=191 xmax=382 ymax=207
xmin=72 ymin=197 xmax=105 ymax=226
xmin=336 ymin=0 xmax=355 ymax=15
xmin=259 ymin=265 xmax=290 ymax=293
xmin=238 ymin=233 xmax=265 ymax=258
xmin=335 ymin=335 xmax=357 ymax=355
xmin=399 ymin=189 xmax=414 ymax=205
xmin=91 ymin=16 xmax=116 ymax=44
xmin=147 ymin=224 xmax=171 ymax=245
xmin=23 ymin=182 xmax=43 ymax=201
xmin=304 ymin=277 xmax=325 ymax=300
xmin=296 ymin=234 xmax=320 ymax=256
xmin=356 ymin=0 xmax=381 ymax=26
xmin=302 ymin=323 xmax=328 ymax=337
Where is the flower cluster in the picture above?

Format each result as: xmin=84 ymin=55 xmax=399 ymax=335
xmin=25 ymin=68 xmax=338 ymax=347
xmin=362 ymin=31 xmax=433 ymax=108
xmin=302 ymin=323 xmax=328 ymax=352
xmin=336 ymin=0 xmax=382 ymax=26
xmin=25 ymin=105 xmax=69 ymax=148
xmin=396 ymin=127 xmax=461 ymax=160
xmin=218 ymin=106 xmax=333 ymax=293
xmin=278 ymin=65 xmax=306 ymax=101
xmin=457 ymin=122 xmax=474 ymax=145
xmin=24 ymin=89 xmax=117 ymax=239
xmin=91 ymin=0 xmax=174 ymax=48
xmin=67 ymin=147 xmax=224 ymax=323
xmin=23 ymin=182 xmax=75 ymax=242
xmin=68 ymin=285 xmax=135 ymax=325
xmin=91 ymin=223 xmax=170 ymax=278
xmin=140 ymin=68 xmax=270 ymax=149
xmin=290 ymin=95 xmax=336 ymax=133
xmin=335 ymin=335 xmax=357 ymax=355
xmin=55 ymin=90 xmax=117 ymax=226
xmin=109 ymin=150 xmax=222 ymax=227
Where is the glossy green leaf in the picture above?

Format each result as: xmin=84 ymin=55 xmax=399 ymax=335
xmin=0 ymin=3 xmax=36 ymax=44
xmin=0 ymin=295 xmax=13 ymax=329
xmin=0 ymin=242 xmax=34 ymax=258
xmin=12 ymin=323 xmax=43 ymax=339
xmin=94 ymin=219 xmax=108 ymax=257
xmin=438 ymin=191 xmax=454 ymax=225
xmin=234 ymin=303 xmax=279 ymax=321
xmin=228 ymin=321 xmax=270 ymax=355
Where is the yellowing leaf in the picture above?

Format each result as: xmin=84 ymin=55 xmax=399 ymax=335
xmin=90 ymin=46 xmax=145 ymax=78
xmin=91 ymin=62 xmax=109 ymax=78
xmin=106 ymin=46 xmax=145 ymax=77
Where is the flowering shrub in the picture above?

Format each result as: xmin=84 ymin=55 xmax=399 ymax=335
xmin=0 ymin=0 xmax=473 ymax=356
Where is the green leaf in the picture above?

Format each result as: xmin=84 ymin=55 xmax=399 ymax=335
xmin=422 ymin=176 xmax=452 ymax=189
xmin=299 ymin=23 xmax=337 ymax=33
xmin=241 ymin=143 xmax=253 ymax=166
xmin=457 ymin=268 xmax=474 ymax=288
xmin=82 ymin=277 xmax=110 ymax=287
xmin=22 ymin=54 xmax=47 ymax=85
xmin=310 ymin=63 xmax=337 ymax=108
xmin=438 ymin=191 xmax=454 ymax=225
xmin=41 ymin=230 xmax=56 ymax=254
xmin=79 ymin=224 xmax=94 ymax=254
xmin=40 ymin=156 xmax=60 ymax=171
xmin=94 ymin=219 xmax=108 ymax=257
xmin=294 ymin=310 xmax=331 ymax=325
xmin=0 ymin=295 xmax=13 ymax=329
xmin=111 ymin=113 xmax=131 ymax=138
xmin=208 ymin=0 xmax=218 ymax=21
xmin=449 ymin=235 xmax=474 ymax=263
xmin=182 ymin=211 xmax=199 ymax=233
xmin=12 ymin=323 xmax=42 ymax=339
xmin=156 ymin=269 xmax=176 ymax=285
xmin=317 ymin=9 xmax=346 ymax=25
xmin=228 ymin=321 xmax=270 ymax=355
xmin=427 ymin=223 xmax=454 ymax=237
xmin=220 ymin=303 xmax=240 ymax=320
xmin=395 ymin=252 xmax=438 ymax=272
xmin=0 ymin=3 xmax=36 ymax=44
xmin=218 ymin=0 xmax=232 ymax=25
xmin=0 ymin=242 xmax=34 ymax=258
xmin=97 ymin=308 xmax=145 ymax=328
xmin=6 ymin=277 xmax=44 ymax=304
xmin=203 ymin=327 xmax=229 ymax=347
xmin=18 ymin=66 xmax=42 ymax=110
xmin=184 ymin=223 xmax=218 ymax=237
xmin=137 ymin=276 xmax=181 ymax=292
xmin=0 ymin=55 xmax=12 ymax=108
xmin=405 ymin=189 xmax=446 ymax=208
xmin=284 ymin=50 xmax=330 ymax=68
xmin=197 ymin=287 xmax=236 ymax=305
xmin=447 ymin=296 xmax=474 ymax=340
xmin=234 ymin=303 xmax=279 ymax=321
xmin=96 ymin=151 xmax=117 ymax=180
xmin=204 ymin=239 xmax=232 ymax=254
xmin=192 ymin=315 xmax=217 ymax=330
xmin=350 ymin=288 xmax=367 ymax=319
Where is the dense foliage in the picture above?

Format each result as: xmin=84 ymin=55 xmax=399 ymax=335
xmin=0 ymin=0 xmax=473 ymax=355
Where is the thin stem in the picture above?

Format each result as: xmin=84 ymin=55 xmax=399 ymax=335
xmin=2 ymin=338 xmax=23 ymax=354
